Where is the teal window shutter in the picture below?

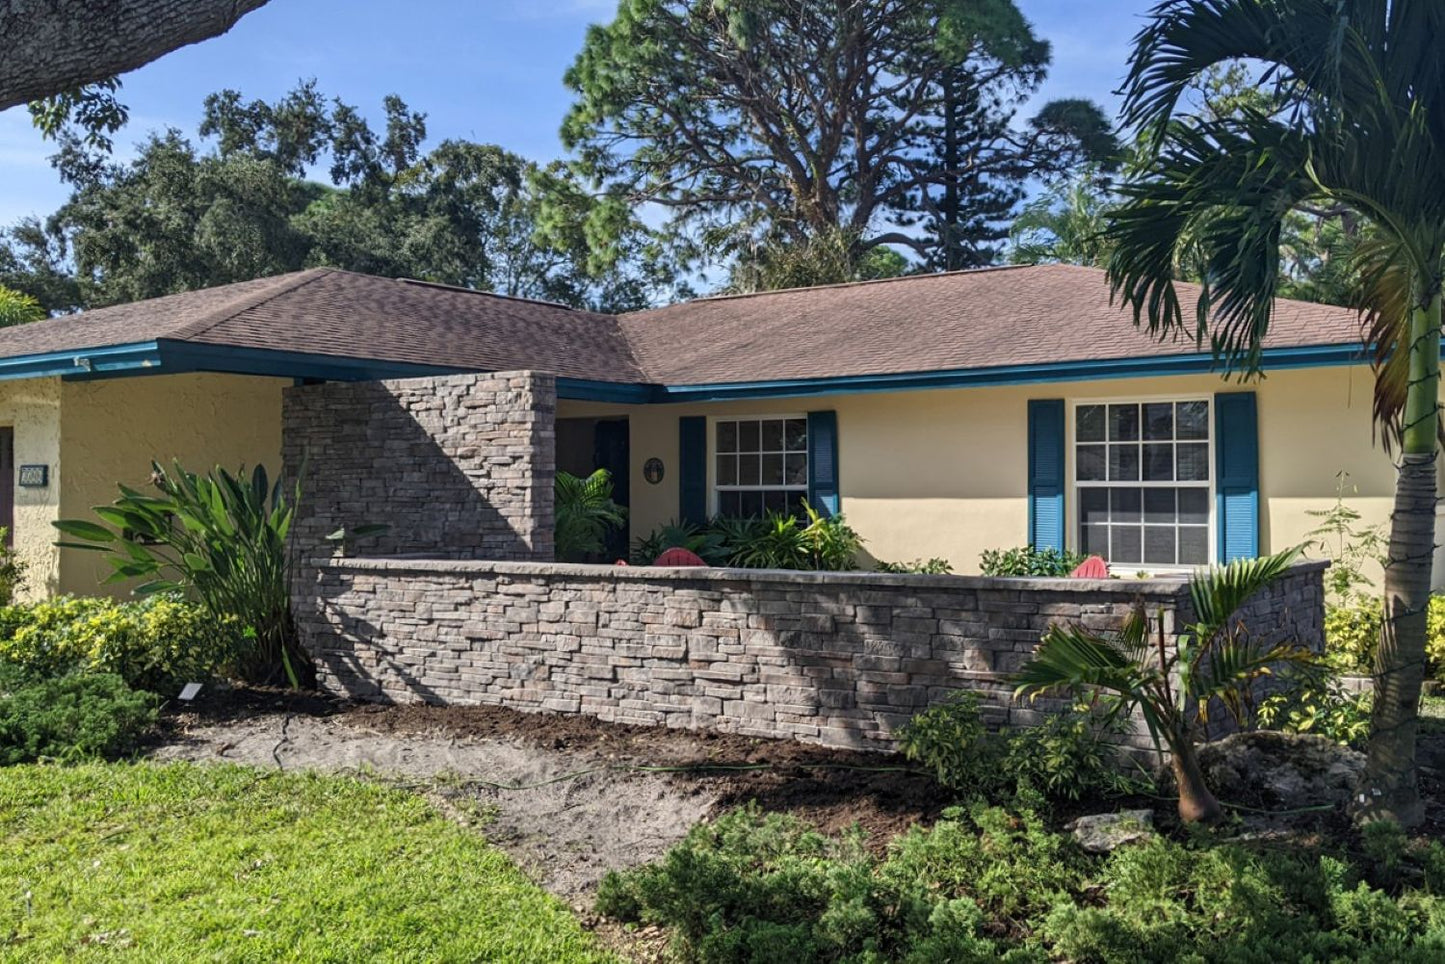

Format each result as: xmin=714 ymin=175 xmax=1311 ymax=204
xmin=679 ymin=416 xmax=707 ymax=524
xmin=807 ymin=410 xmax=840 ymax=516
xmin=1028 ymin=399 xmax=1066 ymax=551
xmin=1214 ymin=391 xmax=1259 ymax=562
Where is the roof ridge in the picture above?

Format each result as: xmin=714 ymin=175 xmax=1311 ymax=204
xmin=165 ymin=268 xmax=336 ymax=342
xmin=394 ymin=277 xmax=579 ymax=312
xmin=622 ymin=263 xmax=1047 ymax=317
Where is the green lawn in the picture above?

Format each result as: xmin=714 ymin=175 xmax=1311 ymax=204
xmin=0 ymin=763 xmax=616 ymax=963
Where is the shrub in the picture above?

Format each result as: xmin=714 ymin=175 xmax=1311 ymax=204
xmin=895 ymin=693 xmax=999 ymax=794
xmin=1258 ymin=676 xmax=1374 ymax=747
xmin=631 ymin=505 xmax=863 ymax=571
xmin=0 ymin=595 xmax=234 ymax=694
xmin=1323 ymin=595 xmax=1445 ymax=681
xmin=596 ymin=803 xmax=1059 ymax=963
xmin=897 ymin=694 xmax=1136 ymax=805
xmin=0 ymin=662 xmax=157 ymax=764
xmin=53 ymin=461 xmax=308 ymax=685
xmin=602 ymin=803 xmax=1445 ymax=963
xmin=979 ymin=545 xmax=1087 ymax=577
xmin=875 ymin=558 xmax=954 ymax=575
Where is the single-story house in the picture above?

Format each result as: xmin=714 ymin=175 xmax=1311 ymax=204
xmin=0 ymin=263 xmax=1415 ymax=600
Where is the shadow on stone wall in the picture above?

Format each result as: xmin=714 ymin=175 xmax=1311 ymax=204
xmin=281 ymin=372 xmax=555 ymax=564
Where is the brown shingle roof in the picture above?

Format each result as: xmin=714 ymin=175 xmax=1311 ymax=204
xmin=618 ymin=263 xmax=1367 ymax=384
xmin=0 ymin=263 xmax=1367 ymax=386
xmin=0 ymin=268 xmax=646 ymax=383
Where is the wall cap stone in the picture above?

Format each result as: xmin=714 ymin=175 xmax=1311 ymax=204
xmin=314 ymin=555 xmax=1328 ymax=597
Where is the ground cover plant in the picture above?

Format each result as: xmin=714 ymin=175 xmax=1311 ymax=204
xmin=0 ymin=762 xmax=616 ymax=963
xmin=597 ymin=801 xmax=1445 ymax=963
xmin=0 ymin=661 xmax=156 ymax=765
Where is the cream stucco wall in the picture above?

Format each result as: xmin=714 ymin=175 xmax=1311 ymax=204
xmin=57 ymin=373 xmax=288 ymax=596
xmin=0 ymin=377 xmax=63 ymax=601
xmin=560 ymin=364 xmax=1401 ymax=579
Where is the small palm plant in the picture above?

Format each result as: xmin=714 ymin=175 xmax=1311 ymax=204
xmin=554 ymin=469 xmax=627 ymax=562
xmin=1014 ymin=548 xmax=1316 ymax=824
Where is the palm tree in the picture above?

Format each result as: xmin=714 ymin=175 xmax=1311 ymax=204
xmin=1015 ymin=549 xmax=1314 ymax=824
xmin=1104 ymin=0 xmax=1445 ymax=827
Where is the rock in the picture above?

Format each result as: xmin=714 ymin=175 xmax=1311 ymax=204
xmin=1193 ymin=731 xmax=1364 ymax=812
xmin=1069 ymin=809 xmax=1155 ymax=853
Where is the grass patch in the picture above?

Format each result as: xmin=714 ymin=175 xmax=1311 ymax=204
xmin=0 ymin=762 xmax=615 ymax=963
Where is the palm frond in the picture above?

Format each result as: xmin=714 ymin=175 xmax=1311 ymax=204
xmin=1014 ymin=615 xmax=1162 ymax=699
xmin=1106 ymin=115 xmax=1320 ymax=371
xmin=1120 ymin=0 xmax=1341 ymax=139
xmin=1185 ymin=547 xmax=1300 ymax=637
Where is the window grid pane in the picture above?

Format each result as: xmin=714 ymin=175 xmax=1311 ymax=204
xmin=715 ymin=417 xmax=808 ymax=518
xmin=1075 ymin=399 xmax=1211 ymax=568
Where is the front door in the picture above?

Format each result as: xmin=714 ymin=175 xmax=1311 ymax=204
xmin=593 ymin=419 xmax=630 ymax=560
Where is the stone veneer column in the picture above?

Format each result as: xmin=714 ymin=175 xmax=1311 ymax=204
xmin=281 ymin=370 xmax=555 ymax=563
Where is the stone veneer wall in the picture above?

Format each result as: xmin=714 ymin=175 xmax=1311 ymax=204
xmin=296 ymin=558 xmax=1327 ymax=753
xmin=282 ymin=371 xmax=556 ymax=563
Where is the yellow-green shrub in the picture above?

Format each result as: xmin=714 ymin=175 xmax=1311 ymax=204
xmin=1324 ymin=595 xmax=1445 ymax=681
xmin=0 ymin=596 xmax=236 ymax=694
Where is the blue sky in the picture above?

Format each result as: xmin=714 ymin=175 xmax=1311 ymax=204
xmin=0 ymin=0 xmax=1154 ymax=226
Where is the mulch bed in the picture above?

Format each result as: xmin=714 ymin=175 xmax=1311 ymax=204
xmin=155 ymin=684 xmax=953 ymax=846
xmin=154 ymin=684 xmax=1445 ymax=844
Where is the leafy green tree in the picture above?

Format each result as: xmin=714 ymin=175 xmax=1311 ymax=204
xmin=561 ymin=0 xmax=1113 ymax=272
xmin=1104 ymin=0 xmax=1445 ymax=825
xmin=4 ymin=83 xmax=677 ymax=313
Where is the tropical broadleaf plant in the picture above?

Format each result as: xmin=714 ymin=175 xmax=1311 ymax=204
xmin=0 ymin=284 xmax=45 ymax=327
xmin=554 ymin=469 xmax=627 ymax=562
xmin=54 ymin=461 xmax=307 ymax=685
xmin=1104 ymin=0 xmax=1445 ymax=827
xmin=1015 ymin=548 xmax=1317 ymax=823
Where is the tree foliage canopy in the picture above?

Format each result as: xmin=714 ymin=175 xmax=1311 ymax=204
xmin=3 ymin=83 xmax=677 ymax=314
xmin=562 ymin=0 xmax=1115 ymax=273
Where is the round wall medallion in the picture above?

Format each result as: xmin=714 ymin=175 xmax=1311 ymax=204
xmin=643 ymin=457 xmax=665 ymax=485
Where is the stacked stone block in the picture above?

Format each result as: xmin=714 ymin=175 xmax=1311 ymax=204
xmin=295 ymin=559 xmax=1328 ymax=754
xmin=282 ymin=371 xmax=555 ymax=563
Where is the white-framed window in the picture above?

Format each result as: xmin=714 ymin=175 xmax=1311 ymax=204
xmin=1072 ymin=398 xmax=1212 ymax=568
xmin=713 ymin=415 xmax=808 ymax=518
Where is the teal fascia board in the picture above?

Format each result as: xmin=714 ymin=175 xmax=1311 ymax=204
xmin=0 ymin=340 xmax=163 ymax=381
xmin=151 ymin=341 xmax=461 ymax=382
xmin=0 ymin=337 xmax=1369 ymax=401
xmin=555 ymin=378 xmax=661 ymax=404
xmin=655 ymin=343 xmax=1369 ymax=402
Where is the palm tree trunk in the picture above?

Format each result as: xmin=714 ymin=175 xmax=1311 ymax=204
xmin=1171 ymin=738 xmax=1222 ymax=824
xmin=1361 ymin=281 xmax=1441 ymax=827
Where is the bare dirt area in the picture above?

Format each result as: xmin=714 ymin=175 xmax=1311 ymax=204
xmin=146 ymin=687 xmax=950 ymax=901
